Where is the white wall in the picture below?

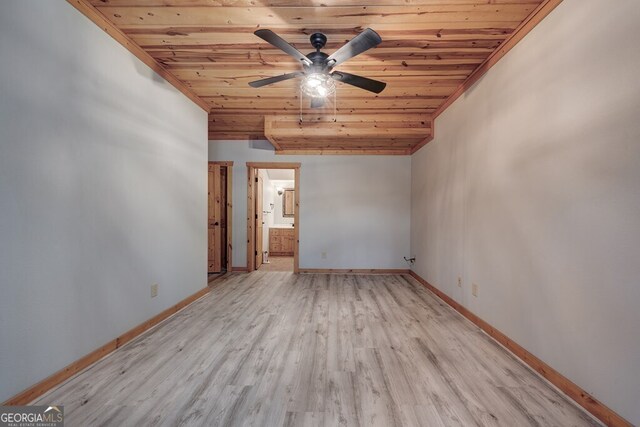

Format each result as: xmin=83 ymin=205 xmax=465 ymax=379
xmin=410 ymin=0 xmax=640 ymax=423
xmin=0 ymin=2 xmax=207 ymax=402
xmin=209 ymin=141 xmax=411 ymax=269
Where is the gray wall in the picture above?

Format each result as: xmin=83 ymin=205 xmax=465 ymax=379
xmin=0 ymin=2 xmax=208 ymax=401
xmin=209 ymin=141 xmax=412 ymax=269
xmin=410 ymin=0 xmax=640 ymax=423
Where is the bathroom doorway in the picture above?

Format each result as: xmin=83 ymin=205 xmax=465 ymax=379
xmin=246 ymin=162 xmax=300 ymax=273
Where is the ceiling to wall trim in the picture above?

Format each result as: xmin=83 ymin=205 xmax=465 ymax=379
xmin=67 ymin=0 xmax=210 ymax=112
xmin=433 ymin=0 xmax=563 ymax=119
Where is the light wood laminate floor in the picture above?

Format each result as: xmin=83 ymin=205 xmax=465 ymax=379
xmin=259 ymin=256 xmax=294 ymax=272
xmin=35 ymin=272 xmax=599 ymax=426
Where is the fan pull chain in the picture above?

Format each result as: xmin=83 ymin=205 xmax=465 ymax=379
xmin=299 ymin=84 xmax=303 ymax=124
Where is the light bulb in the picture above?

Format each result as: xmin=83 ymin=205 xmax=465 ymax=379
xmin=301 ymin=73 xmax=335 ymax=99
xmin=306 ymin=76 xmax=321 ymax=88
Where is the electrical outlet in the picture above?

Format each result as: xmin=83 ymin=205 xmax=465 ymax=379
xmin=151 ymin=284 xmax=158 ymax=298
xmin=472 ymin=283 xmax=478 ymax=297
xmin=457 ymin=276 xmax=462 ymax=287
xmin=321 ymin=251 xmax=327 ymax=259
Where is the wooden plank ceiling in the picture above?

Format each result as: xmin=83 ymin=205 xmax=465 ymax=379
xmin=87 ymin=0 xmax=546 ymax=154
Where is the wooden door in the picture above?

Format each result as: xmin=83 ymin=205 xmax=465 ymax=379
xmin=208 ymin=164 xmax=222 ymax=273
xmin=255 ymin=174 xmax=263 ymax=268
xmin=220 ymin=167 xmax=227 ymax=270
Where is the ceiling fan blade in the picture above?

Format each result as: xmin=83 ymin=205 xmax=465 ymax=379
xmin=310 ymin=97 xmax=325 ymax=109
xmin=326 ymin=28 xmax=382 ymax=68
xmin=254 ymin=29 xmax=313 ymax=67
xmin=248 ymin=71 xmax=304 ymax=88
xmin=331 ymin=71 xmax=386 ymax=94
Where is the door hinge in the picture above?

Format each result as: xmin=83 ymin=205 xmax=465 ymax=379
xmin=255 ymin=250 xmax=258 ymax=256
xmin=255 ymin=213 xmax=258 ymax=219
xmin=255 ymin=177 xmax=258 ymax=183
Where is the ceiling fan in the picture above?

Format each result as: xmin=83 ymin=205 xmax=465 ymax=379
xmin=248 ymin=28 xmax=386 ymax=108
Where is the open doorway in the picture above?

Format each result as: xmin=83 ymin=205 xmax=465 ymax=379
xmin=208 ymin=161 xmax=233 ymax=280
xmin=247 ymin=162 xmax=300 ymax=273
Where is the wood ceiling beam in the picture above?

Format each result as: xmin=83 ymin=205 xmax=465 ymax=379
xmin=277 ymin=142 xmax=422 ymax=149
xmin=275 ymin=149 xmax=411 ymax=155
xmin=263 ymin=116 xmax=282 ymax=150
xmin=264 ymin=115 xmax=431 ymax=155
xmin=208 ymin=132 xmax=265 ymax=140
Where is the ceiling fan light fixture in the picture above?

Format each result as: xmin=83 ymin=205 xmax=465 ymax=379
xmin=301 ymin=73 xmax=335 ymax=98
xmin=249 ymin=29 xmax=385 ymax=98
xmin=317 ymin=85 xmax=328 ymax=97
xmin=305 ymin=75 xmax=322 ymax=88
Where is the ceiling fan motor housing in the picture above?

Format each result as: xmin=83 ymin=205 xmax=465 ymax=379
xmin=310 ymin=32 xmax=327 ymax=50
xmin=305 ymin=51 xmax=330 ymax=73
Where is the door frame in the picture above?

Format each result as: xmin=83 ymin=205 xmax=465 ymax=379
xmin=209 ymin=161 xmax=233 ymax=272
xmin=255 ymin=173 xmax=264 ymax=269
xmin=246 ymin=162 xmax=300 ymax=273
